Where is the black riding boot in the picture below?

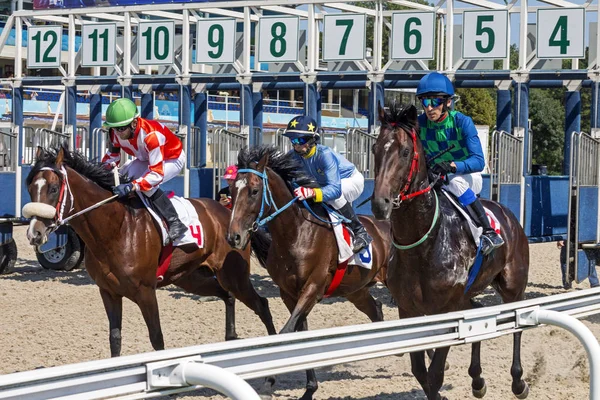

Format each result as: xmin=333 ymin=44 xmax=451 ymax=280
xmin=467 ymin=199 xmax=505 ymax=256
xmin=150 ymin=189 xmax=188 ymax=242
xmin=338 ymin=203 xmax=373 ymax=253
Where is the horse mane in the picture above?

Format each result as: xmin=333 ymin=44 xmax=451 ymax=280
xmin=26 ymin=146 xmax=131 ymax=190
xmin=380 ymin=104 xmax=419 ymax=135
xmin=237 ymin=145 xmax=319 ymax=190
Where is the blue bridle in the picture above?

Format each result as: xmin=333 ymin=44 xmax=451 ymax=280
xmin=236 ymin=168 xmax=350 ymax=229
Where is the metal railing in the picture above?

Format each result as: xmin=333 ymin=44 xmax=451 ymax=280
xmin=275 ymin=128 xmax=291 ymax=153
xmin=0 ymin=128 xmax=16 ymax=172
xmin=346 ymin=127 xmax=378 ymax=178
xmin=489 ymin=130 xmax=524 ymax=204
xmin=189 ymin=126 xmax=202 ymax=168
xmin=211 ymin=127 xmax=248 ymax=198
xmin=22 ymin=127 xmax=70 ymax=165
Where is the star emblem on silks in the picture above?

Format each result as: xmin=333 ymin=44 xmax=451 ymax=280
xmin=290 ymin=119 xmax=299 ymax=128
xmin=307 ymin=122 xmax=315 ymax=132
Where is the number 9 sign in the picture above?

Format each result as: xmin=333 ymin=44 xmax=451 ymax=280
xmin=196 ymin=18 xmax=236 ymax=64
xmin=391 ymin=12 xmax=435 ymax=60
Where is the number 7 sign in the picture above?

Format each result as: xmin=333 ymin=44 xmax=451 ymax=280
xmin=323 ymin=14 xmax=366 ymax=61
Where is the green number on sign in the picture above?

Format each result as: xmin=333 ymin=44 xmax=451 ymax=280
xmin=475 ymin=15 xmax=495 ymax=54
xmin=208 ymin=24 xmax=224 ymax=59
xmin=142 ymin=25 xmax=170 ymax=61
xmin=270 ymin=22 xmax=287 ymax=57
xmin=31 ymin=30 xmax=58 ymax=64
xmin=336 ymin=19 xmax=354 ymax=56
xmin=549 ymin=16 xmax=570 ymax=55
xmin=88 ymin=28 xmax=109 ymax=62
xmin=403 ymin=17 xmax=422 ymax=55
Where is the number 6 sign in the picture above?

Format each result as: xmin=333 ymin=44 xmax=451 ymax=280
xmin=391 ymin=12 xmax=435 ymax=60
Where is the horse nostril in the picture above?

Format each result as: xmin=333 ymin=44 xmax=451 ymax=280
xmin=234 ymin=234 xmax=241 ymax=246
xmin=383 ymin=198 xmax=391 ymax=204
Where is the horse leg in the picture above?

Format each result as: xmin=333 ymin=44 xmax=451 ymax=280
xmin=426 ymin=346 xmax=451 ymax=400
xmin=279 ymin=283 xmax=319 ymax=334
xmin=468 ymin=300 xmax=486 ymax=398
xmin=493 ymin=261 xmax=529 ymax=399
xmin=174 ymin=271 xmax=239 ymax=340
xmin=345 ymin=287 xmax=383 ymax=322
xmin=99 ymin=288 xmax=123 ymax=357
xmin=134 ymin=284 xmax=165 ymax=351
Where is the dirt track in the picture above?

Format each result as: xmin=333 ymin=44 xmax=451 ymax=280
xmin=0 ymin=225 xmax=598 ymax=400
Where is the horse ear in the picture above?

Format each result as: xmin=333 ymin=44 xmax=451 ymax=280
xmin=378 ymin=103 xmax=386 ymax=123
xmin=406 ymin=104 xmax=418 ymax=124
xmin=35 ymin=146 xmax=44 ymax=160
xmin=256 ymin=152 xmax=269 ymax=172
xmin=56 ymin=146 xmax=65 ymax=167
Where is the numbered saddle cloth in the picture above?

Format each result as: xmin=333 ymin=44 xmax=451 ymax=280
xmin=138 ymin=192 xmax=204 ymax=249
xmin=330 ymin=211 xmax=373 ymax=270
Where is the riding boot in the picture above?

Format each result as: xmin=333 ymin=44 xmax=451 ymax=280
xmin=466 ymin=199 xmax=505 ymax=256
xmin=150 ymin=189 xmax=188 ymax=242
xmin=337 ymin=203 xmax=373 ymax=253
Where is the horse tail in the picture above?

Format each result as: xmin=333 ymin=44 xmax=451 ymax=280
xmin=250 ymin=227 xmax=271 ymax=269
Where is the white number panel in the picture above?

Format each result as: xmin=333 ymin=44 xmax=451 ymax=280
xmin=323 ymin=14 xmax=366 ymax=61
xmin=82 ymin=23 xmax=117 ymax=67
xmin=391 ymin=12 xmax=435 ymax=60
xmin=537 ymin=8 xmax=585 ymax=59
xmin=27 ymin=26 xmax=62 ymax=69
xmin=257 ymin=16 xmax=299 ymax=63
xmin=196 ymin=18 xmax=236 ymax=64
xmin=138 ymin=20 xmax=175 ymax=65
xmin=463 ymin=10 xmax=508 ymax=59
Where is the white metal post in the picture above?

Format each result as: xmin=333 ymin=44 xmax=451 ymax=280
xmin=444 ymin=0 xmax=453 ymax=71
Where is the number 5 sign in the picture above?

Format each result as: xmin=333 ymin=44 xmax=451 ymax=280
xmin=323 ymin=14 xmax=366 ymax=61
xmin=462 ymin=10 xmax=508 ymax=59
xmin=391 ymin=12 xmax=435 ymax=60
xmin=537 ymin=8 xmax=585 ymax=59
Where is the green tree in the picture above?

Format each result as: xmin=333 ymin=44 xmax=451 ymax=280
xmin=529 ymin=88 xmax=565 ymax=174
xmin=455 ymin=88 xmax=496 ymax=129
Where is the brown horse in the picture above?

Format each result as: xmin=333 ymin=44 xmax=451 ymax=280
xmin=371 ymin=105 xmax=530 ymax=400
xmin=24 ymin=146 xmax=276 ymax=357
xmin=227 ymin=145 xmax=391 ymax=400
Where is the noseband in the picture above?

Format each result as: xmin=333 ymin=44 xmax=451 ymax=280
xmin=22 ymin=166 xmax=74 ymax=228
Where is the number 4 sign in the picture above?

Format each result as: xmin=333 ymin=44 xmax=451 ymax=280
xmin=537 ymin=8 xmax=585 ymax=59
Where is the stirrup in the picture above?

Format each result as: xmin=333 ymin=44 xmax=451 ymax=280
xmin=480 ymin=233 xmax=504 ymax=256
xmin=352 ymin=234 xmax=372 ymax=254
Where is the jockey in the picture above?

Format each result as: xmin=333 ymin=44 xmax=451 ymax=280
xmin=416 ymin=71 xmax=504 ymax=255
xmin=283 ymin=115 xmax=372 ymax=253
xmin=102 ymin=98 xmax=188 ymax=242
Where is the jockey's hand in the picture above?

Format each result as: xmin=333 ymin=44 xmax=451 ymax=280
xmin=294 ymin=187 xmax=316 ymax=201
xmin=431 ymin=161 xmax=457 ymax=175
xmin=112 ymin=183 xmax=134 ymax=198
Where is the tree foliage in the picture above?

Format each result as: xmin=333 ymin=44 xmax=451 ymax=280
xmin=455 ymin=89 xmax=496 ymax=129
xmin=529 ymin=88 xmax=565 ymax=174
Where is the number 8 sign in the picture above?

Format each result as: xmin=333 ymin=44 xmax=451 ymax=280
xmin=257 ymin=16 xmax=299 ymax=63
xmin=391 ymin=12 xmax=435 ymax=60
xmin=537 ymin=8 xmax=585 ymax=59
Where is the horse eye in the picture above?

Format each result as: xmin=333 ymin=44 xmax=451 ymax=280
xmin=403 ymin=149 xmax=410 ymax=157
xmin=49 ymin=186 xmax=59 ymax=194
xmin=251 ymin=188 xmax=259 ymax=197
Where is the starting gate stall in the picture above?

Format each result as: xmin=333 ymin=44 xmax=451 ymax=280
xmin=210 ymin=127 xmax=247 ymax=199
xmin=489 ymin=130 xmax=524 ymax=223
xmin=566 ymin=131 xmax=600 ymax=286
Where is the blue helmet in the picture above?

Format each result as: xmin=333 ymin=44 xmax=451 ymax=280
xmin=282 ymin=115 xmax=320 ymax=140
xmin=416 ymin=72 xmax=454 ymax=97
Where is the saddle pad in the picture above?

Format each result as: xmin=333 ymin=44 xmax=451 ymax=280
xmin=440 ymin=189 xmax=501 ymax=246
xmin=330 ymin=211 xmax=373 ymax=270
xmin=138 ymin=193 xmax=204 ymax=248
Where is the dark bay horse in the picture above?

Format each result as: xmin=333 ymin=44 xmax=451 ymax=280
xmin=24 ymin=146 xmax=276 ymax=357
xmin=371 ymin=105 xmax=530 ymax=400
xmin=227 ymin=145 xmax=391 ymax=400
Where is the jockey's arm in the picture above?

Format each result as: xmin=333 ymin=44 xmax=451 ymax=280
xmin=101 ymin=131 xmax=121 ymax=166
xmin=133 ymin=132 xmax=165 ymax=192
xmin=313 ymin=151 xmax=342 ymax=203
xmin=453 ymin=114 xmax=485 ymax=174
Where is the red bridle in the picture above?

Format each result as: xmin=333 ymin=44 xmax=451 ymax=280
xmin=391 ymin=126 xmax=433 ymax=204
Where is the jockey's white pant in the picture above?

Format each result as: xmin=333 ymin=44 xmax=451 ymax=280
xmin=120 ymin=151 xmax=186 ymax=197
xmin=446 ymin=172 xmax=482 ymax=206
xmin=327 ymin=168 xmax=364 ymax=209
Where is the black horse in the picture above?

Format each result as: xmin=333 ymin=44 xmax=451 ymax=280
xmin=371 ymin=105 xmax=530 ymax=400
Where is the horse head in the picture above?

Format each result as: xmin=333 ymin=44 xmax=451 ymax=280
xmin=23 ymin=146 xmax=70 ymax=246
xmin=371 ymin=104 xmax=427 ymax=220
xmin=227 ymin=148 xmax=271 ymax=249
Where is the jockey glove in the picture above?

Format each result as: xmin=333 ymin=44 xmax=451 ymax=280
xmin=431 ymin=161 xmax=457 ymax=175
xmin=294 ymin=186 xmax=316 ymax=201
xmin=113 ymin=182 xmax=134 ymax=198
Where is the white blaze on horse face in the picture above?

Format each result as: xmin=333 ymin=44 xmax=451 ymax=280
xmin=384 ymin=140 xmax=394 ymax=153
xmin=34 ymin=178 xmax=47 ymax=201
xmin=230 ymin=178 xmax=248 ymax=223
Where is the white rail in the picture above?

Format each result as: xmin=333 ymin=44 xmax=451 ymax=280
xmin=0 ymin=289 xmax=599 ymax=400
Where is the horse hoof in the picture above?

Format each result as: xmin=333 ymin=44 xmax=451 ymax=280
xmin=473 ymin=382 xmax=487 ymax=398
xmin=299 ymin=392 xmax=313 ymax=400
xmin=514 ymin=382 xmax=529 ymax=399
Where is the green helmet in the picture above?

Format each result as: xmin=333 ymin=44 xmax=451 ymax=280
xmin=103 ymin=98 xmax=139 ymax=128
